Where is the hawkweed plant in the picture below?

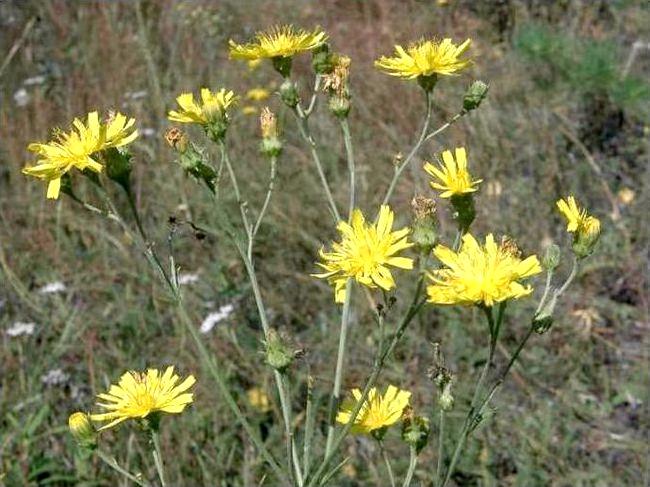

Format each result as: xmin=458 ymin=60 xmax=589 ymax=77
xmin=21 ymin=24 xmax=602 ymax=486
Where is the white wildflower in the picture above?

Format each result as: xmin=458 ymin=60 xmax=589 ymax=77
xmin=13 ymin=88 xmax=30 ymax=107
xmin=141 ymin=127 xmax=156 ymax=137
xmin=23 ymin=75 xmax=46 ymax=86
xmin=200 ymin=304 xmax=235 ymax=334
xmin=6 ymin=321 xmax=36 ymax=337
xmin=41 ymin=368 xmax=70 ymax=386
xmin=38 ymin=281 xmax=66 ymax=294
xmin=178 ymin=272 xmax=200 ymax=285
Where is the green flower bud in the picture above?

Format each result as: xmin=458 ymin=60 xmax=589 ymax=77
xmin=463 ymin=80 xmax=489 ymax=112
xmin=103 ymin=147 xmax=133 ymax=192
xmin=68 ymin=412 xmax=96 ymax=449
xmin=312 ymin=43 xmax=334 ymax=75
xmin=328 ymin=95 xmax=351 ymax=119
xmin=166 ymin=128 xmax=217 ymax=192
xmin=542 ymin=243 xmax=561 ymax=271
xmin=533 ymin=294 xmax=557 ymax=334
xmin=411 ymin=196 xmax=438 ymax=253
xmin=572 ymin=228 xmax=601 ymax=259
xmin=401 ymin=407 xmax=431 ymax=454
xmin=279 ymin=79 xmax=300 ymax=108
xmin=265 ymin=329 xmax=294 ymax=373
xmin=439 ymin=381 xmax=454 ymax=411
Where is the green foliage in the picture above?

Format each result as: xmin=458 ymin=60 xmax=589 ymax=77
xmin=514 ymin=23 xmax=650 ymax=116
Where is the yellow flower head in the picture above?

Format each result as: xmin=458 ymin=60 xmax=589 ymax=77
xmin=312 ymin=205 xmax=414 ymax=303
xmin=90 ymin=366 xmax=195 ymax=430
xmin=423 ymin=147 xmax=481 ymax=198
xmin=247 ymin=387 xmax=272 ymax=413
xmin=375 ymin=38 xmax=471 ymax=80
xmin=168 ymin=88 xmax=237 ymax=126
xmin=336 ymin=385 xmax=411 ymax=435
xmin=23 ymin=111 xmax=138 ymax=199
xmin=229 ymin=25 xmax=327 ymax=60
xmin=427 ymin=233 xmax=542 ymax=307
xmin=246 ymin=87 xmax=271 ymax=101
xmin=556 ymin=196 xmax=600 ymax=237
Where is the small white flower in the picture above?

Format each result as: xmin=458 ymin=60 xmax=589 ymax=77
xmin=23 ymin=75 xmax=46 ymax=86
xmin=13 ymin=88 xmax=30 ymax=107
xmin=200 ymin=304 xmax=235 ymax=334
xmin=178 ymin=272 xmax=200 ymax=285
xmin=141 ymin=127 xmax=156 ymax=137
xmin=125 ymin=90 xmax=148 ymax=100
xmin=6 ymin=322 xmax=36 ymax=337
xmin=41 ymin=368 xmax=70 ymax=386
xmin=38 ymin=281 xmax=66 ymax=294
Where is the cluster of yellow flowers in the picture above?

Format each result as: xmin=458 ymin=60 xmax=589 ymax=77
xmin=18 ymin=23 xmax=605 ymax=477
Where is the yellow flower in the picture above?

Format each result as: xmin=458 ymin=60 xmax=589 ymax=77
xmin=556 ymin=196 xmax=600 ymax=237
xmin=427 ymin=233 xmax=542 ymax=307
xmin=313 ymin=205 xmax=414 ymax=303
xmin=617 ymin=187 xmax=634 ymax=205
xmin=168 ymin=88 xmax=237 ymax=125
xmin=242 ymin=105 xmax=258 ymax=115
xmin=90 ymin=366 xmax=195 ymax=430
xmin=336 ymin=385 xmax=411 ymax=435
xmin=229 ymin=25 xmax=327 ymax=60
xmin=423 ymin=147 xmax=482 ymax=198
xmin=246 ymin=87 xmax=271 ymax=101
xmin=247 ymin=387 xmax=272 ymax=413
xmin=375 ymin=38 xmax=471 ymax=80
xmin=23 ymin=111 xmax=137 ymax=199
xmin=68 ymin=412 xmax=96 ymax=446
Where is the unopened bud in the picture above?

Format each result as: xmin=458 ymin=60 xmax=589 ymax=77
xmin=542 ymin=244 xmax=561 ymax=271
xmin=265 ymin=329 xmax=294 ymax=373
xmin=463 ymin=80 xmax=489 ymax=112
xmin=533 ymin=294 xmax=556 ymax=334
xmin=312 ymin=43 xmax=335 ymax=74
xmin=68 ymin=412 xmax=96 ymax=448
xmin=572 ymin=218 xmax=601 ymax=259
xmin=401 ymin=407 xmax=431 ymax=453
xmin=279 ymin=79 xmax=300 ymax=108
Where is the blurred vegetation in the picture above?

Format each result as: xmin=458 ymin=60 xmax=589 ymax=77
xmin=1 ymin=0 xmax=648 ymax=485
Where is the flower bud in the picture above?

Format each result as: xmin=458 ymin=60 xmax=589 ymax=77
xmin=542 ymin=243 xmax=561 ymax=271
xmin=411 ymin=196 xmax=438 ymax=253
xmin=323 ymin=55 xmax=351 ymax=119
xmin=312 ymin=43 xmax=335 ymax=74
xmin=265 ymin=329 xmax=294 ymax=373
xmin=166 ymin=129 xmax=217 ymax=192
xmin=533 ymin=294 xmax=557 ymax=334
xmin=279 ymin=79 xmax=300 ymax=108
xmin=103 ymin=147 xmax=133 ymax=192
xmin=450 ymin=193 xmax=476 ymax=233
xmin=328 ymin=95 xmax=351 ymax=119
xmin=259 ymin=107 xmax=283 ymax=158
xmin=68 ymin=412 xmax=96 ymax=448
xmin=401 ymin=407 xmax=431 ymax=453
xmin=463 ymin=80 xmax=489 ymax=112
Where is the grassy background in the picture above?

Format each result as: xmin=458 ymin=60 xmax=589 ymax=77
xmin=1 ymin=0 xmax=648 ymax=485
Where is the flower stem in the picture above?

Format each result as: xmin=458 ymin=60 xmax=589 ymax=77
xmin=379 ymin=441 xmax=396 ymax=487
xmin=293 ymin=105 xmax=341 ymax=222
xmin=435 ymin=410 xmax=445 ymax=486
xmin=324 ymin=281 xmax=353 ymax=458
xmin=252 ymin=155 xmax=278 ymax=239
xmin=340 ymin=119 xmax=356 ymax=220
xmin=150 ymin=429 xmax=167 ymax=487
xmin=96 ymin=449 xmax=147 ymax=486
xmin=402 ymin=445 xmax=418 ymax=487
xmin=379 ymin=90 xmax=433 ymax=211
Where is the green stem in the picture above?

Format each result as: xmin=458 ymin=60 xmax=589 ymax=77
xmin=340 ymin=119 xmax=356 ymax=220
xmin=96 ymin=449 xmax=147 ymax=486
xmin=379 ymin=90 xmax=433 ymax=211
xmin=292 ymin=105 xmax=341 ymax=222
xmin=402 ymin=445 xmax=418 ymax=487
xmin=324 ymin=281 xmax=353 ymax=457
xmin=556 ymin=255 xmax=579 ymax=297
xmin=252 ymin=156 xmax=278 ymax=238
xmin=150 ymin=429 xmax=166 ymax=487
xmin=303 ymin=375 xmax=316 ymax=478
xmin=379 ymin=441 xmax=396 ymax=487
xmin=435 ymin=410 xmax=445 ymax=486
